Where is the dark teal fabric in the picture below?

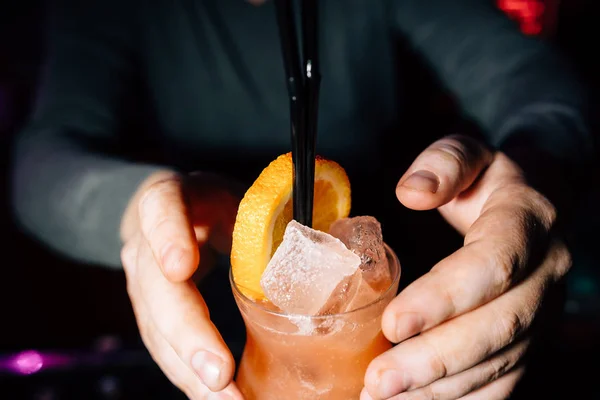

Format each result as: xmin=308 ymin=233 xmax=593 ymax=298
xmin=11 ymin=0 xmax=594 ymax=268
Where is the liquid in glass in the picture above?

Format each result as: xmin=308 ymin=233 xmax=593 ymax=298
xmin=231 ymin=244 xmax=400 ymax=400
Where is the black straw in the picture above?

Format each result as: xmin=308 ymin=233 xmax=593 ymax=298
xmin=301 ymin=0 xmax=320 ymax=227
xmin=274 ymin=0 xmax=319 ymax=227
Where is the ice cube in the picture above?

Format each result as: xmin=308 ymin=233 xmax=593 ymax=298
xmin=344 ymin=275 xmax=381 ymax=311
xmin=329 ymin=216 xmax=392 ymax=292
xmin=260 ymin=220 xmax=362 ymax=316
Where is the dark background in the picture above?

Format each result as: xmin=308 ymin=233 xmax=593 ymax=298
xmin=1 ymin=1 xmax=599 ymax=399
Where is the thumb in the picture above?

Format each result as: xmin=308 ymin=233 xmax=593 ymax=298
xmin=138 ymin=176 xmax=200 ymax=282
xmin=131 ymin=238 xmax=237 ymax=393
xmin=396 ymin=135 xmax=493 ymax=210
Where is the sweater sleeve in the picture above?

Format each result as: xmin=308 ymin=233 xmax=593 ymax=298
xmin=11 ymin=0 xmax=164 ymax=268
xmin=389 ymin=0 xmax=595 ymax=166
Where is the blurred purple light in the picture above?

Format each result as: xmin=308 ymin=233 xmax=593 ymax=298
xmin=0 ymin=350 xmax=74 ymax=375
xmin=12 ymin=350 xmax=43 ymax=375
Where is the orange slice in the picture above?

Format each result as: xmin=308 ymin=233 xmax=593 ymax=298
xmin=231 ymin=153 xmax=351 ymax=300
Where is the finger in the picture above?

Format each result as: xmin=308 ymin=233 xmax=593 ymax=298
xmin=125 ymin=250 xmax=194 ymax=395
xmin=138 ymin=176 xmax=199 ymax=281
xmin=383 ymin=193 xmax=558 ymax=344
xmin=396 ymin=135 xmax=493 ymax=211
xmin=458 ymin=366 xmax=525 ymax=400
xmin=393 ymin=338 xmax=529 ymax=400
xmin=436 ymin=153 xmax=527 ymax=235
xmin=136 ymin=240 xmax=236 ymax=392
xmin=365 ymin=242 xmax=566 ymax=399
xmin=130 ymin=281 xmax=242 ymax=399
xmin=144 ymin=320 xmax=242 ymax=400
xmin=463 ymin=182 xmax=556 ymax=245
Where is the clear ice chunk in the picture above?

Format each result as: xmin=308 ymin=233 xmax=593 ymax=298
xmin=329 ymin=216 xmax=392 ymax=293
xmin=344 ymin=275 xmax=380 ymax=311
xmin=260 ymin=220 xmax=362 ymax=316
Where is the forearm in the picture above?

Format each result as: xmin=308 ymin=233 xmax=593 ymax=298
xmin=11 ymin=129 xmax=166 ymax=268
xmin=10 ymin=0 xmax=153 ymax=267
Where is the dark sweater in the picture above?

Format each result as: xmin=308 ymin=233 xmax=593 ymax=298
xmin=11 ymin=0 xmax=594 ymax=268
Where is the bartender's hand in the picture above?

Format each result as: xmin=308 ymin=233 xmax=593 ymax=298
xmin=363 ymin=135 xmax=571 ymax=400
xmin=120 ymin=171 xmax=243 ymax=400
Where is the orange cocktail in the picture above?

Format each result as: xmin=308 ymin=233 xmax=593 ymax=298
xmin=231 ymin=245 xmax=400 ymax=400
xmin=229 ymin=153 xmax=400 ymax=399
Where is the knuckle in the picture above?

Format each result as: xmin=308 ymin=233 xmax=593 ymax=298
xmin=463 ymin=217 xmax=488 ymax=244
xmin=468 ymin=207 xmax=537 ymax=290
xmin=138 ymin=182 xmax=165 ymax=211
xmin=524 ymin=188 xmax=556 ymax=230
xmin=492 ymin=246 xmax=519 ymax=292
xmin=435 ymin=134 xmax=486 ymax=165
xmin=121 ymin=242 xmax=136 ymax=265
xmin=121 ymin=242 xmax=138 ymax=276
xmin=486 ymin=354 xmax=511 ymax=382
xmin=549 ymin=240 xmax=573 ymax=279
xmin=424 ymin=340 xmax=449 ymax=381
xmin=557 ymin=244 xmax=573 ymax=273
xmin=433 ymin=140 xmax=470 ymax=174
xmin=498 ymin=184 xmax=557 ymax=230
xmin=494 ymin=309 xmax=523 ymax=347
xmin=510 ymin=206 xmax=535 ymax=243
xmin=429 ymin=387 xmax=441 ymax=400
xmin=138 ymin=178 xmax=182 ymax=219
xmin=144 ymin=214 xmax=173 ymax=245
xmin=420 ymin=385 xmax=438 ymax=400
xmin=476 ymin=203 xmax=530 ymax=247
xmin=427 ymin=353 xmax=448 ymax=383
xmin=440 ymin=286 xmax=458 ymax=320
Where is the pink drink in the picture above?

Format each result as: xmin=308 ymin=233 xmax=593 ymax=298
xmin=231 ymin=242 xmax=400 ymax=399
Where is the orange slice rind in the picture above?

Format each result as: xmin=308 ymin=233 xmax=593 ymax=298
xmin=230 ymin=153 xmax=351 ymax=301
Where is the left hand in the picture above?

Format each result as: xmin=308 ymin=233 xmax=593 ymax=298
xmin=362 ymin=135 xmax=572 ymax=400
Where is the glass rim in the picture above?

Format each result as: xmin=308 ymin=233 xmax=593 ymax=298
xmin=229 ymin=242 xmax=401 ymax=319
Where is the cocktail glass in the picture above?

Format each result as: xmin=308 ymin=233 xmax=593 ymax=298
xmin=230 ymin=243 xmax=401 ymax=400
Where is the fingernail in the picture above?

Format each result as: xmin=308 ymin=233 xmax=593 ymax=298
xmin=161 ymin=244 xmax=185 ymax=273
xmin=378 ymin=369 xmax=409 ymax=398
xmin=191 ymin=351 xmax=224 ymax=390
xmin=395 ymin=312 xmax=424 ymax=342
xmin=359 ymin=387 xmax=374 ymax=400
xmin=401 ymin=170 xmax=439 ymax=193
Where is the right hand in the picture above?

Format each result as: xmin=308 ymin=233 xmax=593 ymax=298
xmin=120 ymin=171 xmax=244 ymax=399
